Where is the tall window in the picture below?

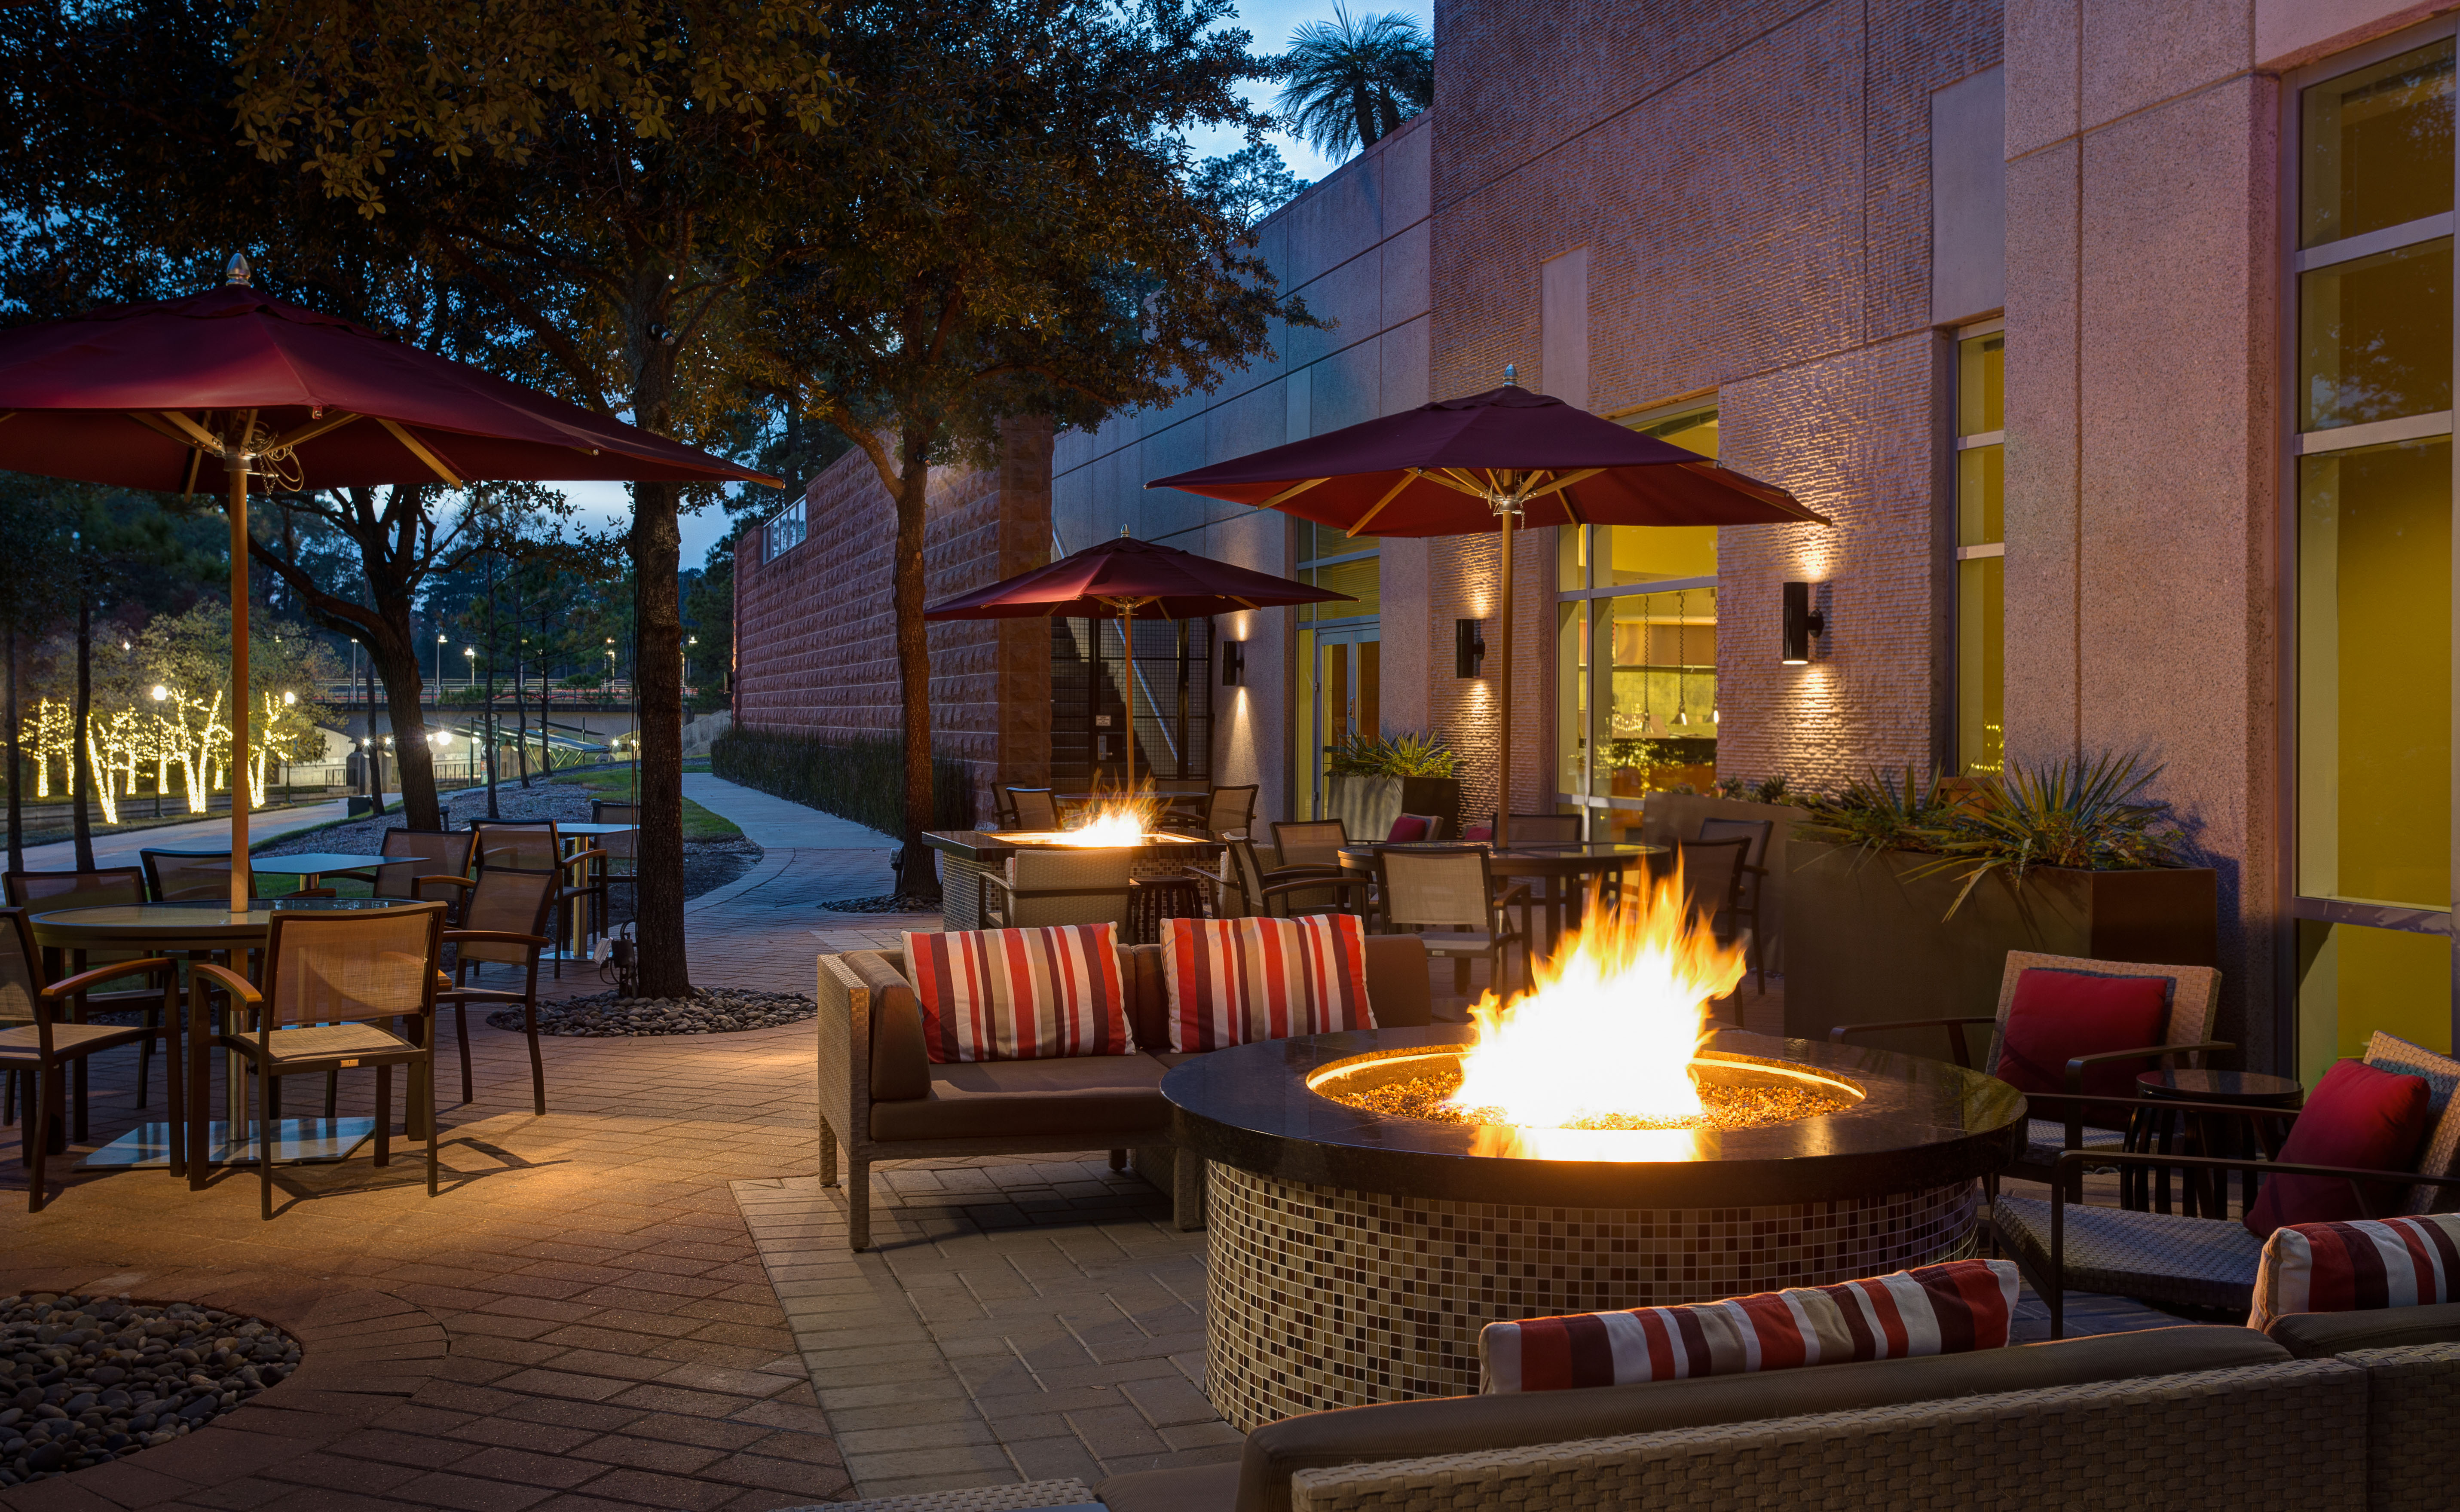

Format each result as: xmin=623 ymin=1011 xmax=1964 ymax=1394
xmin=1955 ymin=324 xmax=2005 ymax=775
xmin=2292 ymin=30 xmax=2458 ymax=1082
xmin=1294 ymin=522 xmax=1380 ymax=818
xmin=1557 ymin=403 xmax=1719 ymax=841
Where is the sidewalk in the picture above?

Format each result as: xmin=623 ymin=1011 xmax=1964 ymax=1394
xmin=14 ymin=791 xmax=399 ymax=871
xmin=680 ymin=774 xmax=899 ymax=851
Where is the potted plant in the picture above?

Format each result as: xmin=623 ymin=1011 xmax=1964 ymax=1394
xmin=1324 ymin=731 xmax=1462 ymax=842
xmin=1784 ymin=756 xmax=2219 ymax=1052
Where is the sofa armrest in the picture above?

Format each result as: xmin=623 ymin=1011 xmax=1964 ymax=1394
xmin=1229 ymin=1325 xmax=2286 ymax=1512
xmin=841 ymin=950 xmax=930 ymax=1102
xmin=1362 ymin=934 xmax=1431 ymax=1028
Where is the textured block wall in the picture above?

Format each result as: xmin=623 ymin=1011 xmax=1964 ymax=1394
xmin=1426 ymin=0 xmax=2000 ymax=797
xmin=732 ymin=423 xmax=1053 ymax=814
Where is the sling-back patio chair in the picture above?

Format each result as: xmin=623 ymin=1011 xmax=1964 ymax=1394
xmin=186 ymin=900 xmax=449 ymax=1219
xmin=1377 ymin=845 xmax=1530 ymax=1001
xmin=0 ymin=906 xmax=182 ymax=1211
xmin=337 ymin=829 xmax=477 ymax=915
xmin=1696 ymin=817 xmax=1774 ymax=992
xmin=1674 ymin=836 xmax=1752 ymax=1015
xmin=142 ymin=848 xmax=254 ymax=903
xmin=4 ymin=866 xmax=164 ymax=1115
xmin=428 ymin=867 xmax=559 ymax=1114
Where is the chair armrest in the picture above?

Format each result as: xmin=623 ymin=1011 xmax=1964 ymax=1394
xmin=1259 ymin=876 xmax=1369 ymax=914
xmin=561 ymin=847 xmax=608 ymax=874
xmin=1829 ymin=1017 xmax=1998 ymax=1070
xmin=1260 ymin=863 xmax=1344 ymax=885
xmin=442 ymin=930 xmax=551 ymax=950
xmin=2052 ymin=1148 xmax=2460 ymax=1221
xmin=40 ymin=957 xmax=177 ymax=1001
xmin=414 ymin=875 xmax=476 ymax=903
xmin=188 ymin=962 xmax=262 ymax=1006
xmin=2061 ymin=1041 xmax=2237 ymax=1093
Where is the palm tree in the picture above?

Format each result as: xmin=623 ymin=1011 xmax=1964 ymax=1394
xmin=1275 ymin=6 xmax=1433 ymax=162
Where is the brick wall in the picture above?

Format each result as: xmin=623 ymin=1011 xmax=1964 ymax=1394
xmin=1425 ymin=0 xmax=1999 ymax=794
xmin=732 ymin=422 xmax=1053 ymax=814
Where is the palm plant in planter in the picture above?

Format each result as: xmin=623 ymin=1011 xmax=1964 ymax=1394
xmin=1323 ymin=730 xmax=1461 ymax=840
xmin=1787 ymin=755 xmax=2215 ymax=1046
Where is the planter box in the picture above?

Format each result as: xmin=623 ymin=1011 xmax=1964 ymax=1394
xmin=1784 ymin=840 xmax=2219 ymax=1057
xmin=1325 ymin=774 xmax=1462 ymax=846
xmin=1636 ymin=793 xmax=1805 ymax=973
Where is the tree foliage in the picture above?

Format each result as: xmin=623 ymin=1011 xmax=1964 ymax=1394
xmin=1274 ymin=5 xmax=1432 ymax=160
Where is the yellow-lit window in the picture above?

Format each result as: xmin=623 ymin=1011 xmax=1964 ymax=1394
xmin=1955 ymin=325 xmax=2004 ymax=777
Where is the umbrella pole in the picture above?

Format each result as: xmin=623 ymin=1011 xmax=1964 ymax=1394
xmin=1495 ymin=506 xmax=1513 ymax=852
xmin=1121 ymin=602 xmax=1138 ymax=791
xmin=226 ymin=453 xmax=250 ymax=914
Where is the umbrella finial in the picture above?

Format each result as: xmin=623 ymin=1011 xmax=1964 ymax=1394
xmin=226 ymin=253 xmax=252 ymax=287
xmin=1503 ymin=363 xmax=1517 ymax=386
xmin=1120 ymin=524 xmax=1130 ymax=537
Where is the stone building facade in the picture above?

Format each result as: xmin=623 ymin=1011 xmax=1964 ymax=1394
xmin=738 ymin=0 xmax=2460 ymax=1081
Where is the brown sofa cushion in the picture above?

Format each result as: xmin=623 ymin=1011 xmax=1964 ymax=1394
xmin=2268 ymin=1300 xmax=2460 ymax=1357
xmin=1128 ymin=1325 xmax=2281 ymax=1512
xmin=869 ymin=1053 xmax=1172 ymax=1141
xmin=842 ymin=950 xmax=930 ymax=1102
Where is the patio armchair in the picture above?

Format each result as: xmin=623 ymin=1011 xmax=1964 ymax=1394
xmin=1503 ymin=812 xmax=1584 ymax=846
xmin=5 ymin=866 xmax=165 ymax=1114
xmin=1270 ymin=818 xmax=1349 ymax=869
xmin=0 ymin=906 xmax=182 ymax=1211
xmin=1696 ymin=817 xmax=1773 ymax=992
xmin=1183 ymin=783 xmax=1257 ymax=840
xmin=465 ymin=821 xmax=598 ymax=976
xmin=142 ymin=848 xmax=254 ymax=903
xmin=185 ymin=900 xmax=449 ymax=1219
xmin=1376 ymin=845 xmax=1530 ymax=1000
xmin=429 ymin=866 xmax=559 ymax=1115
xmin=590 ymin=799 xmax=640 ymax=917
xmin=1830 ymin=950 xmax=2227 ymax=1193
xmin=1001 ymin=787 xmax=1061 ymax=831
xmin=334 ymin=828 xmax=477 ymax=915
xmin=979 ymin=848 xmax=1135 ymax=930
xmin=1187 ymin=839 xmax=1370 ymax=922
xmin=1674 ymin=836 xmax=1752 ymax=1012
xmin=1995 ymin=1031 xmax=2460 ymax=1337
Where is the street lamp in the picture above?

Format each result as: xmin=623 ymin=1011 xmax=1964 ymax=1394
xmin=464 ymin=645 xmax=476 ymax=690
xmin=435 ymin=632 xmax=447 ymax=692
xmin=150 ymin=685 xmax=168 ymax=702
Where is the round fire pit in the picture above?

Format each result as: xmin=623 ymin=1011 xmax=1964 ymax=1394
xmin=1163 ymin=1026 xmax=2023 ymax=1430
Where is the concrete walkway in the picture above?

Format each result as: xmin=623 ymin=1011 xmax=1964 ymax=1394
xmin=14 ymin=791 xmax=401 ymax=871
xmin=682 ymin=774 xmax=899 ymax=851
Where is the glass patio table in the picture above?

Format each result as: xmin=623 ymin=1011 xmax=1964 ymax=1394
xmin=1336 ymin=840 xmax=1665 ymax=949
xmin=29 ymin=898 xmax=422 ymax=1172
xmin=246 ymin=852 xmax=389 ymax=889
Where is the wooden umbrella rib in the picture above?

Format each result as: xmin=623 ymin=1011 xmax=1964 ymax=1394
xmin=267 ymin=410 xmax=363 ymax=453
xmin=158 ymin=410 xmax=225 ymax=451
xmin=379 ymin=419 xmax=466 ymax=487
xmin=1521 ymin=466 xmax=1605 ymax=500
xmin=1349 ymin=469 xmax=1421 ymax=536
xmin=1261 ymin=476 xmax=1331 ymax=508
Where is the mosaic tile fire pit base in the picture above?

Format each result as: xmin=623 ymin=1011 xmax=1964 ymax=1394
xmin=1202 ymin=1161 xmax=1982 ymax=1430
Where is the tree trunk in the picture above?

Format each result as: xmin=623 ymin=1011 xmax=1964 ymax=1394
xmin=5 ymin=622 xmax=19 ymax=875
xmin=366 ymin=630 xmax=441 ymax=830
xmin=483 ymin=549 xmax=501 ymax=819
xmin=70 ymin=590 xmax=93 ymax=871
xmin=631 ymin=477 xmax=689 ymax=995
xmin=1351 ymin=83 xmax=1379 ymax=151
xmin=891 ymin=432 xmax=940 ymax=903
xmin=513 ymin=570 xmax=532 ymax=789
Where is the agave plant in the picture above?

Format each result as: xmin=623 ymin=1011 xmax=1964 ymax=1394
xmin=1326 ymin=729 xmax=1458 ymax=778
xmin=1793 ymin=765 xmax=1957 ymax=858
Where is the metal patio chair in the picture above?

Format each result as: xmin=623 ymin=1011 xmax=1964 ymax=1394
xmin=0 ymin=906 xmax=181 ymax=1210
xmin=1376 ymin=845 xmax=1529 ymax=1000
xmin=430 ymin=866 xmax=559 ymax=1115
xmin=142 ymin=848 xmax=253 ymax=903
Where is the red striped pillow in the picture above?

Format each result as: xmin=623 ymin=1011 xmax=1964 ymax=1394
xmin=2248 ymin=1214 xmax=2460 ymax=1332
xmin=1479 ymin=1260 xmax=2019 ymax=1393
xmin=1162 ymin=914 xmax=1373 ymax=1052
xmin=899 ymin=924 xmax=1130 ymax=1063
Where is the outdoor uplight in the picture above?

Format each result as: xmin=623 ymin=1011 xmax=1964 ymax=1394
xmin=1781 ymin=581 xmax=1828 ymax=665
xmin=150 ymin=685 xmax=168 ymax=701
xmin=1220 ymin=639 xmax=1246 ymax=687
xmin=282 ymin=690 xmax=296 ymax=706
xmin=1454 ymin=618 xmax=1487 ymax=679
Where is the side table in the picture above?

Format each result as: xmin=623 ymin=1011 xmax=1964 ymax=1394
xmin=2130 ymin=1069 xmax=2303 ymax=1218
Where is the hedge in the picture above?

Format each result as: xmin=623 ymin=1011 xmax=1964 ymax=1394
xmin=710 ymin=726 xmax=972 ymax=837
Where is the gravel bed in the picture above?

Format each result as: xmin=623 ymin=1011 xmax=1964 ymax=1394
xmin=0 ymin=1294 xmax=297 ymax=1487
xmin=490 ymin=987 xmax=817 ymax=1037
xmin=818 ymin=893 xmax=943 ymax=915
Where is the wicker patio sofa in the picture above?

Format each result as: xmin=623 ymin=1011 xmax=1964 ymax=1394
xmin=1092 ymin=1320 xmax=2443 ymax=1512
xmin=815 ymin=933 xmax=1431 ymax=1250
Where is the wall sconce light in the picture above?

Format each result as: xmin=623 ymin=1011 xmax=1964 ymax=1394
xmin=1454 ymin=618 xmax=1487 ymax=678
xmin=1221 ymin=639 xmax=1247 ymax=687
xmin=1781 ymin=581 xmax=1827 ymax=665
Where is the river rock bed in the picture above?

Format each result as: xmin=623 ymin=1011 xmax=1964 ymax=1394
xmin=0 ymin=1294 xmax=297 ymax=1487
xmin=817 ymin=893 xmax=942 ymax=915
xmin=491 ymin=987 xmax=817 ymax=1037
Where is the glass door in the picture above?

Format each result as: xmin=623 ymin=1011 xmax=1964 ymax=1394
xmin=1304 ymin=627 xmax=1379 ymax=818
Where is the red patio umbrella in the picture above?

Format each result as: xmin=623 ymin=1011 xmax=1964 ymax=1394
xmin=0 ymin=261 xmax=778 ymax=908
xmin=925 ymin=533 xmax=1352 ymax=786
xmin=1148 ymin=383 xmax=1829 ymax=846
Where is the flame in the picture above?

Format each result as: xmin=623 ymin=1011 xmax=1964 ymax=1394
xmin=1443 ymin=863 xmax=1747 ymax=1129
xmin=1049 ymin=781 xmax=1163 ymax=847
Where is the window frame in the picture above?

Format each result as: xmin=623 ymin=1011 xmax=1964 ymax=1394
xmin=2276 ymin=15 xmax=2460 ymax=1071
xmin=764 ymin=499 xmax=807 ymax=562
xmin=1556 ymin=397 xmax=1720 ymax=821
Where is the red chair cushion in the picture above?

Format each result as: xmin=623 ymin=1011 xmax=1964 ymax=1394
xmin=1991 ymin=968 xmax=2172 ymax=1099
xmin=1462 ymin=823 xmax=1493 ymax=843
xmin=2246 ymin=1059 xmax=2434 ymax=1237
xmin=1386 ymin=814 xmax=1431 ymax=843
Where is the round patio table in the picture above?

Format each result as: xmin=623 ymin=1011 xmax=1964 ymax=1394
xmin=1336 ymin=840 xmax=1665 ymax=948
xmin=29 ymin=898 xmax=422 ymax=1172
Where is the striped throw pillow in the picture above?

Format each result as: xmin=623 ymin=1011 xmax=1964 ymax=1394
xmin=1162 ymin=914 xmax=1373 ymax=1052
xmin=900 ymin=924 xmax=1131 ymax=1063
xmin=2248 ymin=1214 xmax=2460 ymax=1332
xmin=1479 ymin=1260 xmax=2019 ymax=1393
